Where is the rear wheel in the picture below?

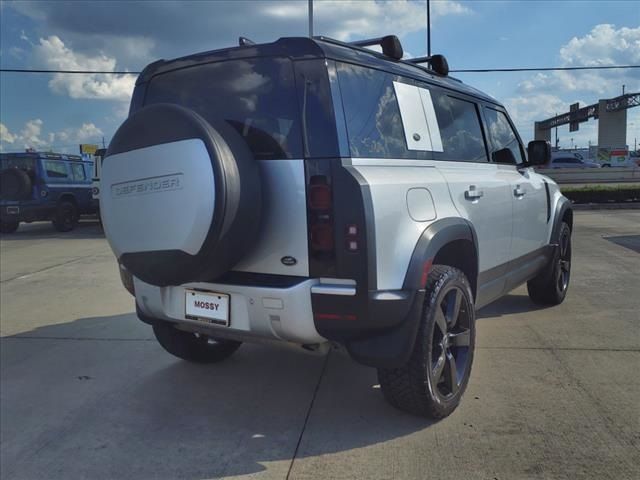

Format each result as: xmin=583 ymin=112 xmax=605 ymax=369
xmin=527 ymin=221 xmax=571 ymax=305
xmin=52 ymin=201 xmax=78 ymax=232
xmin=378 ymin=265 xmax=476 ymax=418
xmin=152 ymin=322 xmax=242 ymax=363
xmin=0 ymin=220 xmax=19 ymax=234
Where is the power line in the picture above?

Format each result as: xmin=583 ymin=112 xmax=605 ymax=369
xmin=0 ymin=69 xmax=140 ymax=74
xmin=451 ymin=65 xmax=640 ymax=73
xmin=1 ymin=65 xmax=639 ymax=75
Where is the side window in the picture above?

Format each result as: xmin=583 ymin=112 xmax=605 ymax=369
xmin=336 ymin=63 xmax=414 ymax=159
xmin=71 ymin=163 xmax=86 ymax=181
xmin=43 ymin=160 xmax=69 ymax=181
xmin=483 ymin=108 xmax=525 ymax=164
xmin=431 ymin=93 xmax=488 ymax=162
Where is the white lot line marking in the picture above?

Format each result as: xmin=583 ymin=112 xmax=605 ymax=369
xmin=1 ymin=254 xmax=98 ymax=284
xmin=286 ymin=350 xmax=331 ymax=480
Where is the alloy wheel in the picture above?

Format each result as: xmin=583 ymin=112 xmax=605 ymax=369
xmin=557 ymin=228 xmax=571 ymax=293
xmin=430 ymin=287 xmax=472 ymax=399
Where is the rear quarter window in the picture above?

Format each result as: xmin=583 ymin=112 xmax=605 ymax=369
xmin=337 ymin=62 xmax=415 ymax=159
xmin=144 ymin=58 xmax=303 ymax=160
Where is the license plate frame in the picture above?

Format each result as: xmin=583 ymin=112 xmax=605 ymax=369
xmin=184 ymin=289 xmax=230 ymax=326
xmin=6 ymin=206 xmax=19 ymax=214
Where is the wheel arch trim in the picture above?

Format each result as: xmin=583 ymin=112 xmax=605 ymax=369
xmin=402 ymin=217 xmax=479 ymax=297
xmin=551 ymin=196 xmax=573 ymax=244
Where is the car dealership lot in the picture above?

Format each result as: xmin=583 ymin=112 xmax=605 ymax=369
xmin=1 ymin=212 xmax=639 ymax=480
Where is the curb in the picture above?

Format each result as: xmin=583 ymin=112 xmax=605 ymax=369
xmin=572 ymin=203 xmax=640 ymax=211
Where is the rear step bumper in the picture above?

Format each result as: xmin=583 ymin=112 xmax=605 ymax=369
xmin=134 ymin=277 xmax=326 ymax=345
xmin=135 ymin=275 xmax=424 ymax=367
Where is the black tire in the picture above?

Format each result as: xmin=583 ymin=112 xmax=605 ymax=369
xmin=378 ymin=265 xmax=476 ymax=419
xmin=152 ymin=322 xmax=242 ymax=363
xmin=527 ymin=221 xmax=571 ymax=305
xmin=0 ymin=169 xmax=32 ymax=200
xmin=0 ymin=219 xmax=19 ymax=233
xmin=52 ymin=201 xmax=79 ymax=232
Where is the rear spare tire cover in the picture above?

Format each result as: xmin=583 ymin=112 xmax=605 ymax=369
xmin=0 ymin=169 xmax=32 ymax=200
xmin=101 ymin=103 xmax=261 ymax=286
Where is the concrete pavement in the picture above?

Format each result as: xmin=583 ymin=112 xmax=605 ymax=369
xmin=1 ymin=213 xmax=639 ymax=479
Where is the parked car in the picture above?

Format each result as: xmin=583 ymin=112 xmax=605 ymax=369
xmin=100 ymin=34 xmax=572 ymax=418
xmin=0 ymin=152 xmax=97 ymax=233
xmin=546 ymin=156 xmax=601 ymax=169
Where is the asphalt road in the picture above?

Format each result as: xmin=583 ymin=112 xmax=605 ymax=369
xmin=1 ymin=212 xmax=639 ymax=480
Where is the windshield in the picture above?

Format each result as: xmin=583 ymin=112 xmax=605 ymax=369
xmin=144 ymin=57 xmax=303 ymax=160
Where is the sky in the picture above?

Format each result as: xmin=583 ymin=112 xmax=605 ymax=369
xmin=0 ymin=0 xmax=639 ymax=154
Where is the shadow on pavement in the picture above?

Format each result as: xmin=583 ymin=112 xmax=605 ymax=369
xmin=1 ymin=313 xmax=434 ymax=479
xmin=477 ymin=293 xmax=550 ymax=319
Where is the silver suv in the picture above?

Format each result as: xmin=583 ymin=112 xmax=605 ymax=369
xmin=101 ymin=35 xmax=572 ymax=418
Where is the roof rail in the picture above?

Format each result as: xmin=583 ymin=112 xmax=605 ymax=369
xmin=349 ymin=35 xmax=403 ymax=60
xmin=315 ymin=35 xmax=451 ymax=78
xmin=407 ymin=54 xmax=449 ymax=76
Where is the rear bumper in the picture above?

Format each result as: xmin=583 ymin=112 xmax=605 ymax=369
xmin=0 ymin=204 xmax=53 ymax=223
xmin=134 ymin=276 xmax=326 ymax=345
xmin=135 ymin=276 xmax=424 ymax=367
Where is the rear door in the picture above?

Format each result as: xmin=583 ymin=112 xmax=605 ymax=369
xmin=482 ymin=107 xmax=548 ymax=260
xmin=142 ymin=57 xmax=310 ymax=278
xmin=424 ymin=90 xmax=514 ymax=301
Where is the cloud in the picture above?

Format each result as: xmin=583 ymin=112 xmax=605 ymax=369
xmin=516 ymin=24 xmax=640 ymax=97
xmin=10 ymin=1 xmax=470 ymax=65
xmin=33 ymin=36 xmax=136 ymax=101
xmin=560 ymin=24 xmax=640 ymax=66
xmin=505 ymin=24 xmax=640 ymax=146
xmin=0 ymin=123 xmax=17 ymax=144
xmin=0 ymin=119 xmax=104 ymax=153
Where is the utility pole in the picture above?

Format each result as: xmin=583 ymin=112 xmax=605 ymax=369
xmin=308 ymin=0 xmax=313 ymax=38
xmin=426 ymin=0 xmax=431 ymax=57
xmin=554 ymin=113 xmax=559 ymax=149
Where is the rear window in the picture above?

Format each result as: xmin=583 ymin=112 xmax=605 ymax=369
xmin=0 ymin=156 xmax=36 ymax=172
xmin=144 ymin=58 xmax=303 ymax=160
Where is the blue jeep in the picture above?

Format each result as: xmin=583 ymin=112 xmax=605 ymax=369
xmin=0 ymin=152 xmax=97 ymax=233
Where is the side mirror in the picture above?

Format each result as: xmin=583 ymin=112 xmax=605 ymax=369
xmin=527 ymin=140 xmax=551 ymax=166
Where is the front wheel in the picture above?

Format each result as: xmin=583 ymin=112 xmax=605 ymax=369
xmin=52 ymin=201 xmax=78 ymax=232
xmin=0 ymin=219 xmax=19 ymax=233
xmin=527 ymin=221 xmax=571 ymax=305
xmin=378 ymin=265 xmax=476 ymax=418
xmin=152 ymin=322 xmax=242 ymax=363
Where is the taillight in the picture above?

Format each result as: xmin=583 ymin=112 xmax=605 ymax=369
xmin=345 ymin=224 xmax=359 ymax=252
xmin=308 ymin=175 xmax=334 ymax=256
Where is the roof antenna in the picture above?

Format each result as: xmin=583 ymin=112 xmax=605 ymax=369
xmin=239 ymin=37 xmax=255 ymax=46
xmin=308 ymin=0 xmax=314 ymax=37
